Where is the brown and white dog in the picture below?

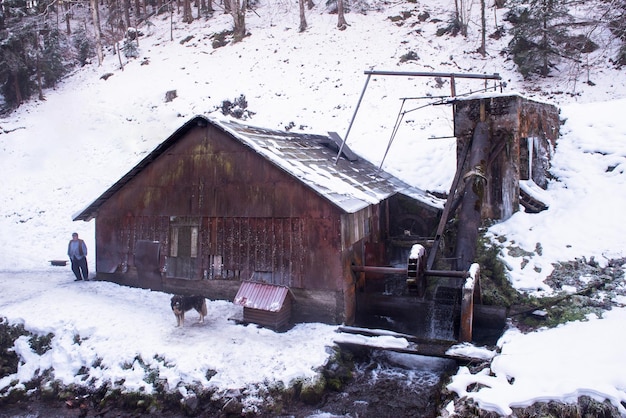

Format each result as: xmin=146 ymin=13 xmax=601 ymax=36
xmin=170 ymin=295 xmax=207 ymax=327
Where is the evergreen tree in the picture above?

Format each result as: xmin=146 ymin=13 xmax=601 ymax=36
xmin=506 ymin=0 xmax=573 ymax=78
xmin=73 ymin=28 xmax=94 ymax=67
xmin=122 ymin=38 xmax=139 ymax=58
xmin=41 ymin=26 xmax=68 ymax=87
xmin=0 ymin=26 xmax=38 ymax=109
xmin=1 ymin=0 xmax=31 ymax=20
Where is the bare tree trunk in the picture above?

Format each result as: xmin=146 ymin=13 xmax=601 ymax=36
xmin=124 ymin=0 xmax=131 ymax=29
xmin=455 ymin=0 xmax=468 ymax=36
xmin=183 ymin=0 xmax=193 ymax=22
xmin=541 ymin=2 xmax=548 ymax=76
xmin=12 ymin=73 xmax=22 ymax=106
xmin=134 ymin=0 xmax=141 ymax=18
xmin=117 ymin=42 xmax=125 ymax=70
xmin=461 ymin=1 xmax=468 ymax=37
xmin=336 ymin=0 xmax=347 ymax=30
xmin=299 ymin=0 xmax=307 ymax=32
xmin=230 ymin=0 xmax=246 ymax=41
xmin=65 ymin=10 xmax=71 ymax=34
xmin=36 ymin=53 xmax=44 ymax=100
xmin=90 ymin=0 xmax=104 ymax=65
xmin=478 ymin=0 xmax=486 ymax=56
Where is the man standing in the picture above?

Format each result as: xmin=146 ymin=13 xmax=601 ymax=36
xmin=68 ymin=232 xmax=88 ymax=281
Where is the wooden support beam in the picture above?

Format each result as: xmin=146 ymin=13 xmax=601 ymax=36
xmin=351 ymin=265 xmax=469 ymax=278
xmin=454 ymin=115 xmax=489 ymax=271
xmin=426 ymin=133 xmax=473 ymax=270
xmin=459 ymin=263 xmax=482 ymax=342
xmin=335 ymin=325 xmax=491 ymax=363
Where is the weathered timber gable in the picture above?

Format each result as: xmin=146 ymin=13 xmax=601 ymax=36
xmin=454 ymin=94 xmax=560 ymax=220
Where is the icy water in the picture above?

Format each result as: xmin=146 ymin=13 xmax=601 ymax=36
xmin=287 ymin=349 xmax=458 ymax=418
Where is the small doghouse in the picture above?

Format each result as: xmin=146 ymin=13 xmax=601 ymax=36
xmin=233 ymin=281 xmax=294 ymax=331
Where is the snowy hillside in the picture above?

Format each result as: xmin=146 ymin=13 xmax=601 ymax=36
xmin=0 ymin=0 xmax=624 ymax=270
xmin=1 ymin=0 xmax=626 ymax=415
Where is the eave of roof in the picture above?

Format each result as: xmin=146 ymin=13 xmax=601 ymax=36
xmin=73 ymin=115 xmax=443 ymax=222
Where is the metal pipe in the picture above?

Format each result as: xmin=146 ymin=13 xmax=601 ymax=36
xmin=364 ymin=70 xmax=501 ymax=80
xmin=334 ymin=73 xmax=372 ymax=164
xmin=351 ymin=265 xmax=469 ymax=278
xmin=351 ymin=266 xmax=405 ymax=274
xmin=426 ymin=270 xmax=469 ymax=278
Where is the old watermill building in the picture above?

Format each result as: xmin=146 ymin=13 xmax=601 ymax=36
xmin=73 ymin=115 xmax=444 ymax=327
xmin=74 ymin=92 xmax=559 ymax=339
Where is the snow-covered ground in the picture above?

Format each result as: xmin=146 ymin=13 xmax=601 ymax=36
xmin=0 ymin=271 xmax=339 ymax=413
xmin=1 ymin=0 xmax=626 ymax=415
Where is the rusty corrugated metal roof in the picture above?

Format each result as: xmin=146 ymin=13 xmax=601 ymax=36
xmin=217 ymin=119 xmax=443 ymax=213
xmin=233 ymin=281 xmax=292 ymax=312
xmin=73 ymin=116 xmax=443 ymax=221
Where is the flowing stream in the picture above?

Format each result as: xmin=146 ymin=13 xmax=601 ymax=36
xmin=293 ymin=349 xmax=458 ymax=418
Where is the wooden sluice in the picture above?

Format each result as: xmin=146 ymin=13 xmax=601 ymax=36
xmin=344 ymin=102 xmax=493 ymax=350
xmin=348 ymin=99 xmax=520 ymax=350
xmin=338 ymin=93 xmax=560 ymax=359
xmin=334 ymin=326 xmax=495 ymax=364
xmin=351 ymin=244 xmax=506 ymax=347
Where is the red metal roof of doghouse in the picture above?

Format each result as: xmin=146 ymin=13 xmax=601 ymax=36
xmin=233 ymin=281 xmax=292 ymax=312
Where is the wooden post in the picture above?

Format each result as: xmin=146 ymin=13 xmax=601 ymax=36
xmin=450 ymin=74 xmax=456 ymax=97
xmin=459 ymin=263 xmax=481 ymax=342
xmin=407 ymin=244 xmax=426 ymax=297
xmin=426 ymin=135 xmax=472 ymax=270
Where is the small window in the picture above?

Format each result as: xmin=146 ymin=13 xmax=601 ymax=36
xmin=170 ymin=227 xmax=179 ymax=257
xmin=207 ymin=254 xmax=223 ymax=279
xmin=170 ymin=225 xmax=198 ymax=258
xmin=190 ymin=226 xmax=198 ymax=258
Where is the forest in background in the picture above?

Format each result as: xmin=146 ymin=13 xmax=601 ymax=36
xmin=0 ymin=0 xmax=625 ymax=113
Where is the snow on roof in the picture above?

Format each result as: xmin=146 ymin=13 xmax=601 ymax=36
xmin=216 ymin=118 xmax=443 ymax=212
xmin=74 ymin=115 xmax=443 ymax=221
